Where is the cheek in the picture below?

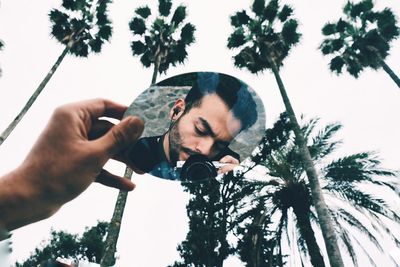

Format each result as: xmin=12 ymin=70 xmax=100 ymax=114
xmin=177 ymin=121 xmax=195 ymax=144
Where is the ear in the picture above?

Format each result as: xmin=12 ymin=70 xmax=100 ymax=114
xmin=169 ymin=98 xmax=185 ymax=120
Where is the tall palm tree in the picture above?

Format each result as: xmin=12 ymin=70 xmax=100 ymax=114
xmin=101 ymin=2 xmax=195 ymax=265
xmin=0 ymin=0 xmax=113 ymax=146
xmin=237 ymin=113 xmax=400 ymax=267
xmin=129 ymin=0 xmax=196 ymax=84
xmin=227 ymin=1 xmax=344 ymax=266
xmin=320 ymin=0 xmax=400 ymax=88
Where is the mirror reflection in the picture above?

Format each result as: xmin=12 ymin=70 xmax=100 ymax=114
xmin=125 ymin=72 xmax=266 ymax=182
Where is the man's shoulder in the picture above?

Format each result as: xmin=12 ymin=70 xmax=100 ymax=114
xmin=137 ymin=135 xmax=161 ymax=149
xmin=128 ymin=135 xmax=163 ymax=172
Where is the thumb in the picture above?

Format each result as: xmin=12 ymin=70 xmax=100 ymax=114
xmin=95 ymin=116 xmax=144 ymax=157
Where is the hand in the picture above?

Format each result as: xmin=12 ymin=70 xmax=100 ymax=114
xmin=217 ymin=155 xmax=240 ymax=174
xmin=0 ymin=99 xmax=144 ymax=231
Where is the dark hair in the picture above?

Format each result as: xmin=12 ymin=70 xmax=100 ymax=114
xmin=184 ymin=72 xmax=258 ymax=132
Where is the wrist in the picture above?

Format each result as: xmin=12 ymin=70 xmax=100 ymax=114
xmin=0 ymin=166 xmax=60 ymax=231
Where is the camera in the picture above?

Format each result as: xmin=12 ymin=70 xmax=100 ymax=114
xmin=176 ymin=154 xmax=226 ymax=182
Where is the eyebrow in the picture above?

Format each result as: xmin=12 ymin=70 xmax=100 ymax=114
xmin=198 ymin=117 xmax=230 ymax=146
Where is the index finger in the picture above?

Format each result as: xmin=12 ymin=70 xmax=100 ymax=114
xmin=219 ymin=155 xmax=240 ymax=165
xmin=82 ymin=98 xmax=128 ymax=121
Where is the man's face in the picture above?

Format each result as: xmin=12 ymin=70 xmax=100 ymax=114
xmin=168 ymin=93 xmax=242 ymax=163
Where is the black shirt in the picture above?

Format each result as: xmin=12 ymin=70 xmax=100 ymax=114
xmin=127 ymin=135 xmax=239 ymax=180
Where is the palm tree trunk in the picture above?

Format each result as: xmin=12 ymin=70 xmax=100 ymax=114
xmin=151 ymin=53 xmax=161 ymax=85
xmin=251 ymin=213 xmax=265 ymax=267
xmin=269 ymin=62 xmax=344 ymax=267
xmin=380 ymin=60 xmax=400 ymax=88
xmin=101 ymin=57 xmax=160 ymax=264
xmin=0 ymin=46 xmax=70 ymax=146
xmin=293 ymin=205 xmax=326 ymax=267
xmin=100 ymin=167 xmax=133 ymax=266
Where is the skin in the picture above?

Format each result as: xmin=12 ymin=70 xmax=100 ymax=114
xmin=0 ymin=99 xmax=144 ymax=232
xmin=163 ymin=93 xmax=241 ymax=174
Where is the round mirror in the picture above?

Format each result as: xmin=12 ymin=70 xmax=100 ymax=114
xmin=124 ymin=72 xmax=266 ymax=182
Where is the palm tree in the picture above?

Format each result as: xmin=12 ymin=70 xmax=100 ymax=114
xmin=129 ymin=0 xmax=196 ymax=84
xmin=236 ymin=113 xmax=400 ymax=267
xmin=0 ymin=0 xmax=113 ymax=146
xmin=227 ymin=1 xmax=344 ymax=266
xmin=320 ymin=0 xmax=400 ymax=88
xmin=101 ymin=2 xmax=196 ymax=265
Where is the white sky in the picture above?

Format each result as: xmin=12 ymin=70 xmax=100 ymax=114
xmin=0 ymin=0 xmax=399 ymax=266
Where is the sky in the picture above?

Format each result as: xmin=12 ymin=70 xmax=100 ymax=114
xmin=0 ymin=0 xmax=400 ymax=266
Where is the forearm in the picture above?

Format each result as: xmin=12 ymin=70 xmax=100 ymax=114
xmin=0 ymin=166 xmax=60 ymax=232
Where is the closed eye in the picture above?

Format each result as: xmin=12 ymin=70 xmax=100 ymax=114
xmin=195 ymin=126 xmax=207 ymax=136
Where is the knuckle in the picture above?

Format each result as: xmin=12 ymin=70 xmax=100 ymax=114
xmin=111 ymin=128 xmax=127 ymax=151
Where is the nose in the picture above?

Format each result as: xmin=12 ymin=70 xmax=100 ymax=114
xmin=195 ymin=137 xmax=214 ymax=156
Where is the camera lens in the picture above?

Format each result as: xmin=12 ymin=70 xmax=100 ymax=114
xmin=180 ymin=154 xmax=218 ymax=182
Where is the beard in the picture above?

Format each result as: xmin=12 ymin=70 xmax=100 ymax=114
xmin=168 ymin=117 xmax=198 ymax=164
xmin=168 ymin=118 xmax=182 ymax=164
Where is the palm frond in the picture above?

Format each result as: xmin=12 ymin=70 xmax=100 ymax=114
xmin=49 ymin=9 xmax=69 ymax=25
xmin=300 ymin=116 xmax=319 ymax=140
xmin=96 ymin=12 xmax=110 ymax=26
xmin=329 ymin=56 xmax=345 ymax=73
xmin=345 ymin=229 xmax=379 ymax=267
xmin=309 ymin=122 xmax=342 ymax=161
xmin=329 ymin=209 xmax=358 ymax=266
xmin=322 ymin=22 xmax=337 ymax=36
xmin=131 ymin=40 xmax=146 ymax=55
xmin=377 ymin=8 xmax=400 ymax=40
xmin=324 ymin=152 xmax=395 ymax=183
xmin=129 ymin=17 xmax=146 ymax=35
xmin=70 ymin=42 xmax=88 ymax=57
xmin=230 ymin=10 xmax=250 ymax=28
xmin=88 ymin=38 xmax=102 ymax=53
xmin=140 ymin=50 xmax=152 ymax=67
xmin=263 ymin=0 xmax=279 ymax=23
xmin=227 ymin=27 xmax=246 ymax=49
xmin=251 ymin=0 xmax=265 ymax=17
xmin=337 ymin=208 xmax=383 ymax=252
xmin=278 ymin=5 xmax=293 ymax=22
xmin=294 ymin=222 xmax=309 ymax=259
xmin=281 ymin=19 xmax=301 ymax=46
xmin=135 ymin=6 xmax=151 ymax=19
xmin=97 ymin=24 xmax=112 ymax=40
xmin=180 ymin=23 xmax=195 ymax=45
xmin=62 ymin=0 xmax=88 ymax=11
xmin=171 ymin=5 xmax=186 ymax=26
xmin=158 ymin=0 xmax=172 ymax=17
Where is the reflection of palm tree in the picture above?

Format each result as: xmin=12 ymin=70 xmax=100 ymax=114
xmin=227 ymin=1 xmax=344 ymax=266
xmin=239 ymin=113 xmax=400 ymax=266
xmin=0 ymin=0 xmax=113 ymax=146
xmin=320 ymin=0 xmax=400 ymax=88
xmin=130 ymin=0 xmax=196 ymax=85
xmin=170 ymin=174 xmax=254 ymax=267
